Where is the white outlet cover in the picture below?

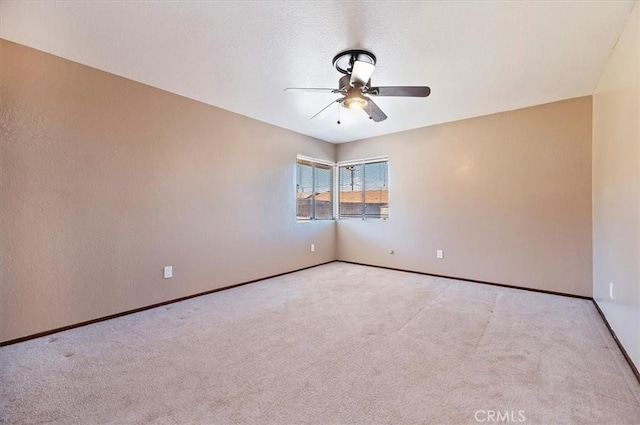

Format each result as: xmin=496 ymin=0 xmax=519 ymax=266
xmin=437 ymin=250 xmax=444 ymax=259
xmin=609 ymin=282 xmax=614 ymax=299
xmin=164 ymin=266 xmax=173 ymax=279
xmin=311 ymin=244 xmax=315 ymax=252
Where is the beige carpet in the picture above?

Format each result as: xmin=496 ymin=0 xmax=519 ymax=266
xmin=1 ymin=262 xmax=639 ymax=424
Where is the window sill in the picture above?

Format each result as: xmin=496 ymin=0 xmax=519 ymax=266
xmin=338 ymin=217 xmax=389 ymax=220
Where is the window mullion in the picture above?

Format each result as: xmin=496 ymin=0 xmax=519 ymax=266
xmin=361 ymin=164 xmax=366 ymax=220
xmin=311 ymin=163 xmax=316 ymax=220
xmin=336 ymin=166 xmax=339 ymax=219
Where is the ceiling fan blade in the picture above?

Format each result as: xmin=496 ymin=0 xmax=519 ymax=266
xmin=310 ymin=98 xmax=343 ymax=120
xmin=350 ymin=61 xmax=376 ymax=87
xmin=365 ymin=98 xmax=387 ymax=122
xmin=367 ymin=86 xmax=431 ymax=97
xmin=284 ymin=88 xmax=340 ymax=94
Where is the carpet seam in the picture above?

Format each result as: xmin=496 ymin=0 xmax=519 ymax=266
xmin=472 ymin=293 xmax=500 ymax=354
xmin=394 ymin=281 xmax=451 ymax=336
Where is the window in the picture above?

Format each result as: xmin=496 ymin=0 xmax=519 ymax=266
xmin=296 ymin=157 xmax=333 ymax=220
xmin=338 ymin=158 xmax=389 ymax=220
xmin=295 ymin=156 xmax=388 ymax=221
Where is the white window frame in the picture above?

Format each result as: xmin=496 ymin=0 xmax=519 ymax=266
xmin=336 ymin=156 xmax=390 ymax=221
xmin=296 ymin=155 xmax=336 ymax=222
xmin=295 ymin=155 xmax=389 ymax=222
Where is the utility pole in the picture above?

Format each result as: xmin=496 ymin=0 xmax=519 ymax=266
xmin=346 ymin=166 xmax=356 ymax=191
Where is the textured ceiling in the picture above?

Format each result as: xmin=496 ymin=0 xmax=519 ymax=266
xmin=0 ymin=1 xmax=634 ymax=143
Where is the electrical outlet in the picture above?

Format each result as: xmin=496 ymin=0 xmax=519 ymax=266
xmin=164 ymin=266 xmax=173 ymax=279
xmin=436 ymin=250 xmax=444 ymax=259
xmin=609 ymin=282 xmax=614 ymax=300
xmin=311 ymin=244 xmax=315 ymax=252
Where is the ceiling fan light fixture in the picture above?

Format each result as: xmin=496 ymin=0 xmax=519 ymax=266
xmin=343 ymin=96 xmax=368 ymax=110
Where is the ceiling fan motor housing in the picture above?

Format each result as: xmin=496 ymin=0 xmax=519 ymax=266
xmin=338 ymin=75 xmax=350 ymax=91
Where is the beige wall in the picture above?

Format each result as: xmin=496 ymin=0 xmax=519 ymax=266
xmin=593 ymin=3 xmax=640 ymax=368
xmin=0 ymin=40 xmax=336 ymax=342
xmin=0 ymin=39 xmax=601 ymax=344
xmin=337 ymin=97 xmax=593 ymax=297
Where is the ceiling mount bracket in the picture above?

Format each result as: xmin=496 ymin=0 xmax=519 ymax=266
xmin=332 ymin=49 xmax=377 ymax=75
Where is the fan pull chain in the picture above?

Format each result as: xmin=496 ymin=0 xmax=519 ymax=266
xmin=337 ymin=104 xmax=341 ymax=125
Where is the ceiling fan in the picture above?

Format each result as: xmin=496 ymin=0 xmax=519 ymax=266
xmin=284 ymin=49 xmax=431 ymax=123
